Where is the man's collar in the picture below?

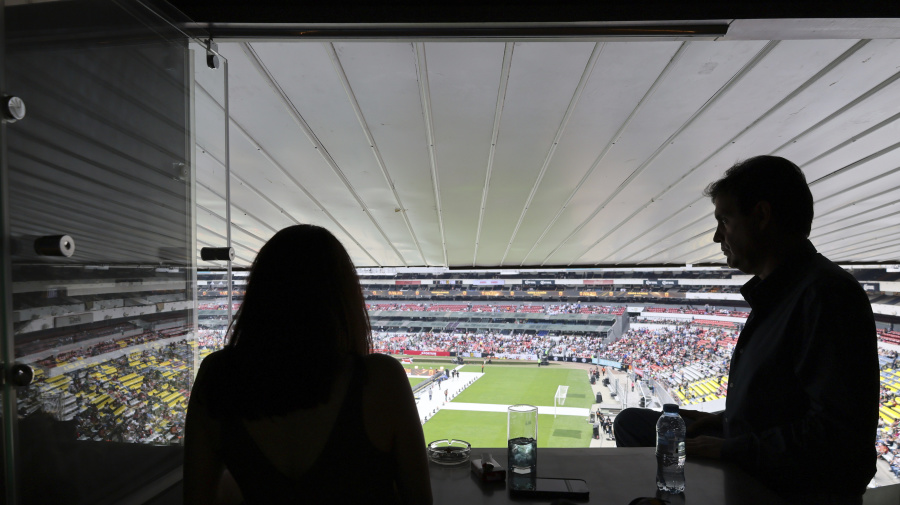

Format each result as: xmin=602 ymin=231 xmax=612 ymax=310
xmin=740 ymin=239 xmax=817 ymax=310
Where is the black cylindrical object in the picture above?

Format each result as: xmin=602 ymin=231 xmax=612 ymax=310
xmin=34 ymin=235 xmax=75 ymax=257
xmin=201 ymin=246 xmax=234 ymax=261
xmin=592 ymin=425 xmax=600 ymax=439
xmin=596 ymin=392 xmax=603 ymax=403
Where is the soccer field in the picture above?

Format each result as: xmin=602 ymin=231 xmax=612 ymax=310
xmin=401 ymin=361 xmax=451 ymax=371
xmin=402 ymin=361 xmax=447 ymax=387
xmin=454 ymin=366 xmax=593 ymax=408
xmin=422 ymin=365 xmax=594 ymax=448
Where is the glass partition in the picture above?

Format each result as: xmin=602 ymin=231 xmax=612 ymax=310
xmin=1 ymin=1 xmax=224 ymax=503
xmin=192 ymin=40 xmax=234 ymax=358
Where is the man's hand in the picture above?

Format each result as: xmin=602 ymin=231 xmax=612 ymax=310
xmin=685 ymin=436 xmax=724 ymax=459
xmin=682 ymin=410 xmax=723 ymax=438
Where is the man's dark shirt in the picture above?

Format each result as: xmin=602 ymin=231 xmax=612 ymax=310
xmin=721 ymin=240 xmax=879 ymax=499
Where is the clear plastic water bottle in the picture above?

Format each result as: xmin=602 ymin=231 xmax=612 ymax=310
xmin=656 ymin=403 xmax=686 ymax=493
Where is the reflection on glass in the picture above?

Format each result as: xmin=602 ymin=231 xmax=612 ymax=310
xmin=197 ymin=270 xmax=247 ymax=350
xmin=15 ymin=275 xmax=195 ymax=444
xmin=3 ymin=1 xmax=226 ymax=502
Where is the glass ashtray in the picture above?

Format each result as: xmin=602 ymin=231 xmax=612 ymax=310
xmin=427 ymin=439 xmax=471 ymax=465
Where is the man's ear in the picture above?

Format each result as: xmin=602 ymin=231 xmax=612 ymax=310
xmin=753 ymin=201 xmax=772 ymax=231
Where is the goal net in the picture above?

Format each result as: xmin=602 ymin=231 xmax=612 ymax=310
xmin=554 ymin=385 xmax=568 ymax=418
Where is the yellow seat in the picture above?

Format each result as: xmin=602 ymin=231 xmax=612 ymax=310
xmin=879 ymin=407 xmax=899 ymax=420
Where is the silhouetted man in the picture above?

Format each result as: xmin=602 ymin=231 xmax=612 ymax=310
xmin=613 ymin=156 xmax=879 ymax=504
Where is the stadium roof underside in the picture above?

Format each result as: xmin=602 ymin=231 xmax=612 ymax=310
xmin=172 ymin=7 xmax=900 ymax=270
xmin=368 ymin=310 xmax=617 ymax=334
xmin=371 ymin=320 xmax=610 ymax=335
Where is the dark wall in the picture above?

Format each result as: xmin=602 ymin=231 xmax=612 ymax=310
xmin=169 ymin=0 xmax=900 ymax=24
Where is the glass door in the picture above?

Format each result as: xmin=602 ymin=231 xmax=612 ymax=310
xmin=0 ymin=1 xmax=227 ymax=503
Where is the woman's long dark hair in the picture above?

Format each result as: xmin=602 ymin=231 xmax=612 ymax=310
xmin=209 ymin=225 xmax=372 ymax=418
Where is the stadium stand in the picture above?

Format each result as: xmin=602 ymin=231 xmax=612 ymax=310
xmin=17 ymin=328 xmax=204 ymax=445
xmin=877 ymin=349 xmax=900 ymax=477
xmin=879 ymin=329 xmax=900 ymax=346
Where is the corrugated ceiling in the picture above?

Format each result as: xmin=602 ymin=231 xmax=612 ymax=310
xmin=195 ymin=26 xmax=900 ymax=269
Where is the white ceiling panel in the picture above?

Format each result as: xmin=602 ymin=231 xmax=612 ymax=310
xmin=332 ymin=42 xmax=444 ymax=265
xmin=801 ymin=111 xmax=900 ymax=189
xmin=248 ymin=42 xmax=421 ymax=265
xmin=533 ymin=40 xmax=768 ymax=265
xmin=813 ymin=154 xmax=900 ymax=217
xmin=473 ymin=41 xmax=597 ymax=265
xmin=224 ymin=98 xmax=385 ymax=266
xmin=575 ymin=39 xmax=871 ymax=265
xmin=425 ymin=43 xmax=508 ymax=265
xmin=741 ymin=39 xmax=900 ymax=161
xmin=202 ymin=31 xmax=900 ymax=269
xmin=822 ymin=234 xmax=900 ymax=262
xmin=502 ymin=41 xmax=683 ymax=266
xmin=225 ymin=42 xmax=407 ymax=266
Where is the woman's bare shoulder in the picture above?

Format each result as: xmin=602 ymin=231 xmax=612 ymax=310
xmin=362 ymin=352 xmax=406 ymax=377
xmin=362 ymin=353 xmax=412 ymax=396
xmin=191 ymin=349 xmax=230 ymax=395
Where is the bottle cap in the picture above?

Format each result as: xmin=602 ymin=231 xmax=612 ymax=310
xmin=663 ymin=403 xmax=679 ymax=414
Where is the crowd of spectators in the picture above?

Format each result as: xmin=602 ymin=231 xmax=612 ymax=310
xmin=33 ymin=331 xmax=167 ymax=369
xmin=597 ymin=326 xmax=735 ymax=388
xmin=881 ymin=348 xmax=900 ymax=374
xmin=374 ymin=330 xmax=619 ymax=359
xmin=644 ymin=305 xmax=750 ymax=318
xmin=20 ymin=339 xmax=194 ymax=444
xmin=373 ymin=331 xmax=549 ymax=356
xmin=877 ymin=347 xmax=900 ymax=477
xmin=877 ymin=416 xmax=900 ymax=477
xmin=198 ymin=303 xmax=242 ymax=311
xmin=365 ymin=302 xmax=627 ymax=315
xmin=16 ymin=323 xmax=140 ymax=358
xmin=371 ymin=322 xmax=738 ymax=366
xmin=878 ymin=329 xmax=900 ymax=346
xmin=18 ymin=294 xmax=900 ymax=481
xmin=197 ymin=329 xmax=227 ymax=352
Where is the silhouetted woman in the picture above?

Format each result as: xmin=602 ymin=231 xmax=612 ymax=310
xmin=184 ymin=225 xmax=432 ymax=504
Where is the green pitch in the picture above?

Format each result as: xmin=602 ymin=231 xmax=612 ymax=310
xmin=409 ymin=377 xmax=428 ymax=387
xmin=422 ymin=365 xmax=595 ymax=448
xmin=423 ymin=411 xmax=592 ymax=448
xmin=455 ymin=365 xmax=593 ymax=409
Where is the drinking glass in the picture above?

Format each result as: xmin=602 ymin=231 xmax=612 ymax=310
xmin=507 ymin=404 xmax=538 ymax=475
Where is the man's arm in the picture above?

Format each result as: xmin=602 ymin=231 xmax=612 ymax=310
xmin=682 ymin=409 xmax=723 ymax=438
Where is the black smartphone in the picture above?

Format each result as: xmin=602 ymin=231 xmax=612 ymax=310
xmin=508 ymin=476 xmax=590 ymax=500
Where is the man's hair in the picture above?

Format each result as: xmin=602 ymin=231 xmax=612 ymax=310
xmin=703 ymin=155 xmax=814 ymax=237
